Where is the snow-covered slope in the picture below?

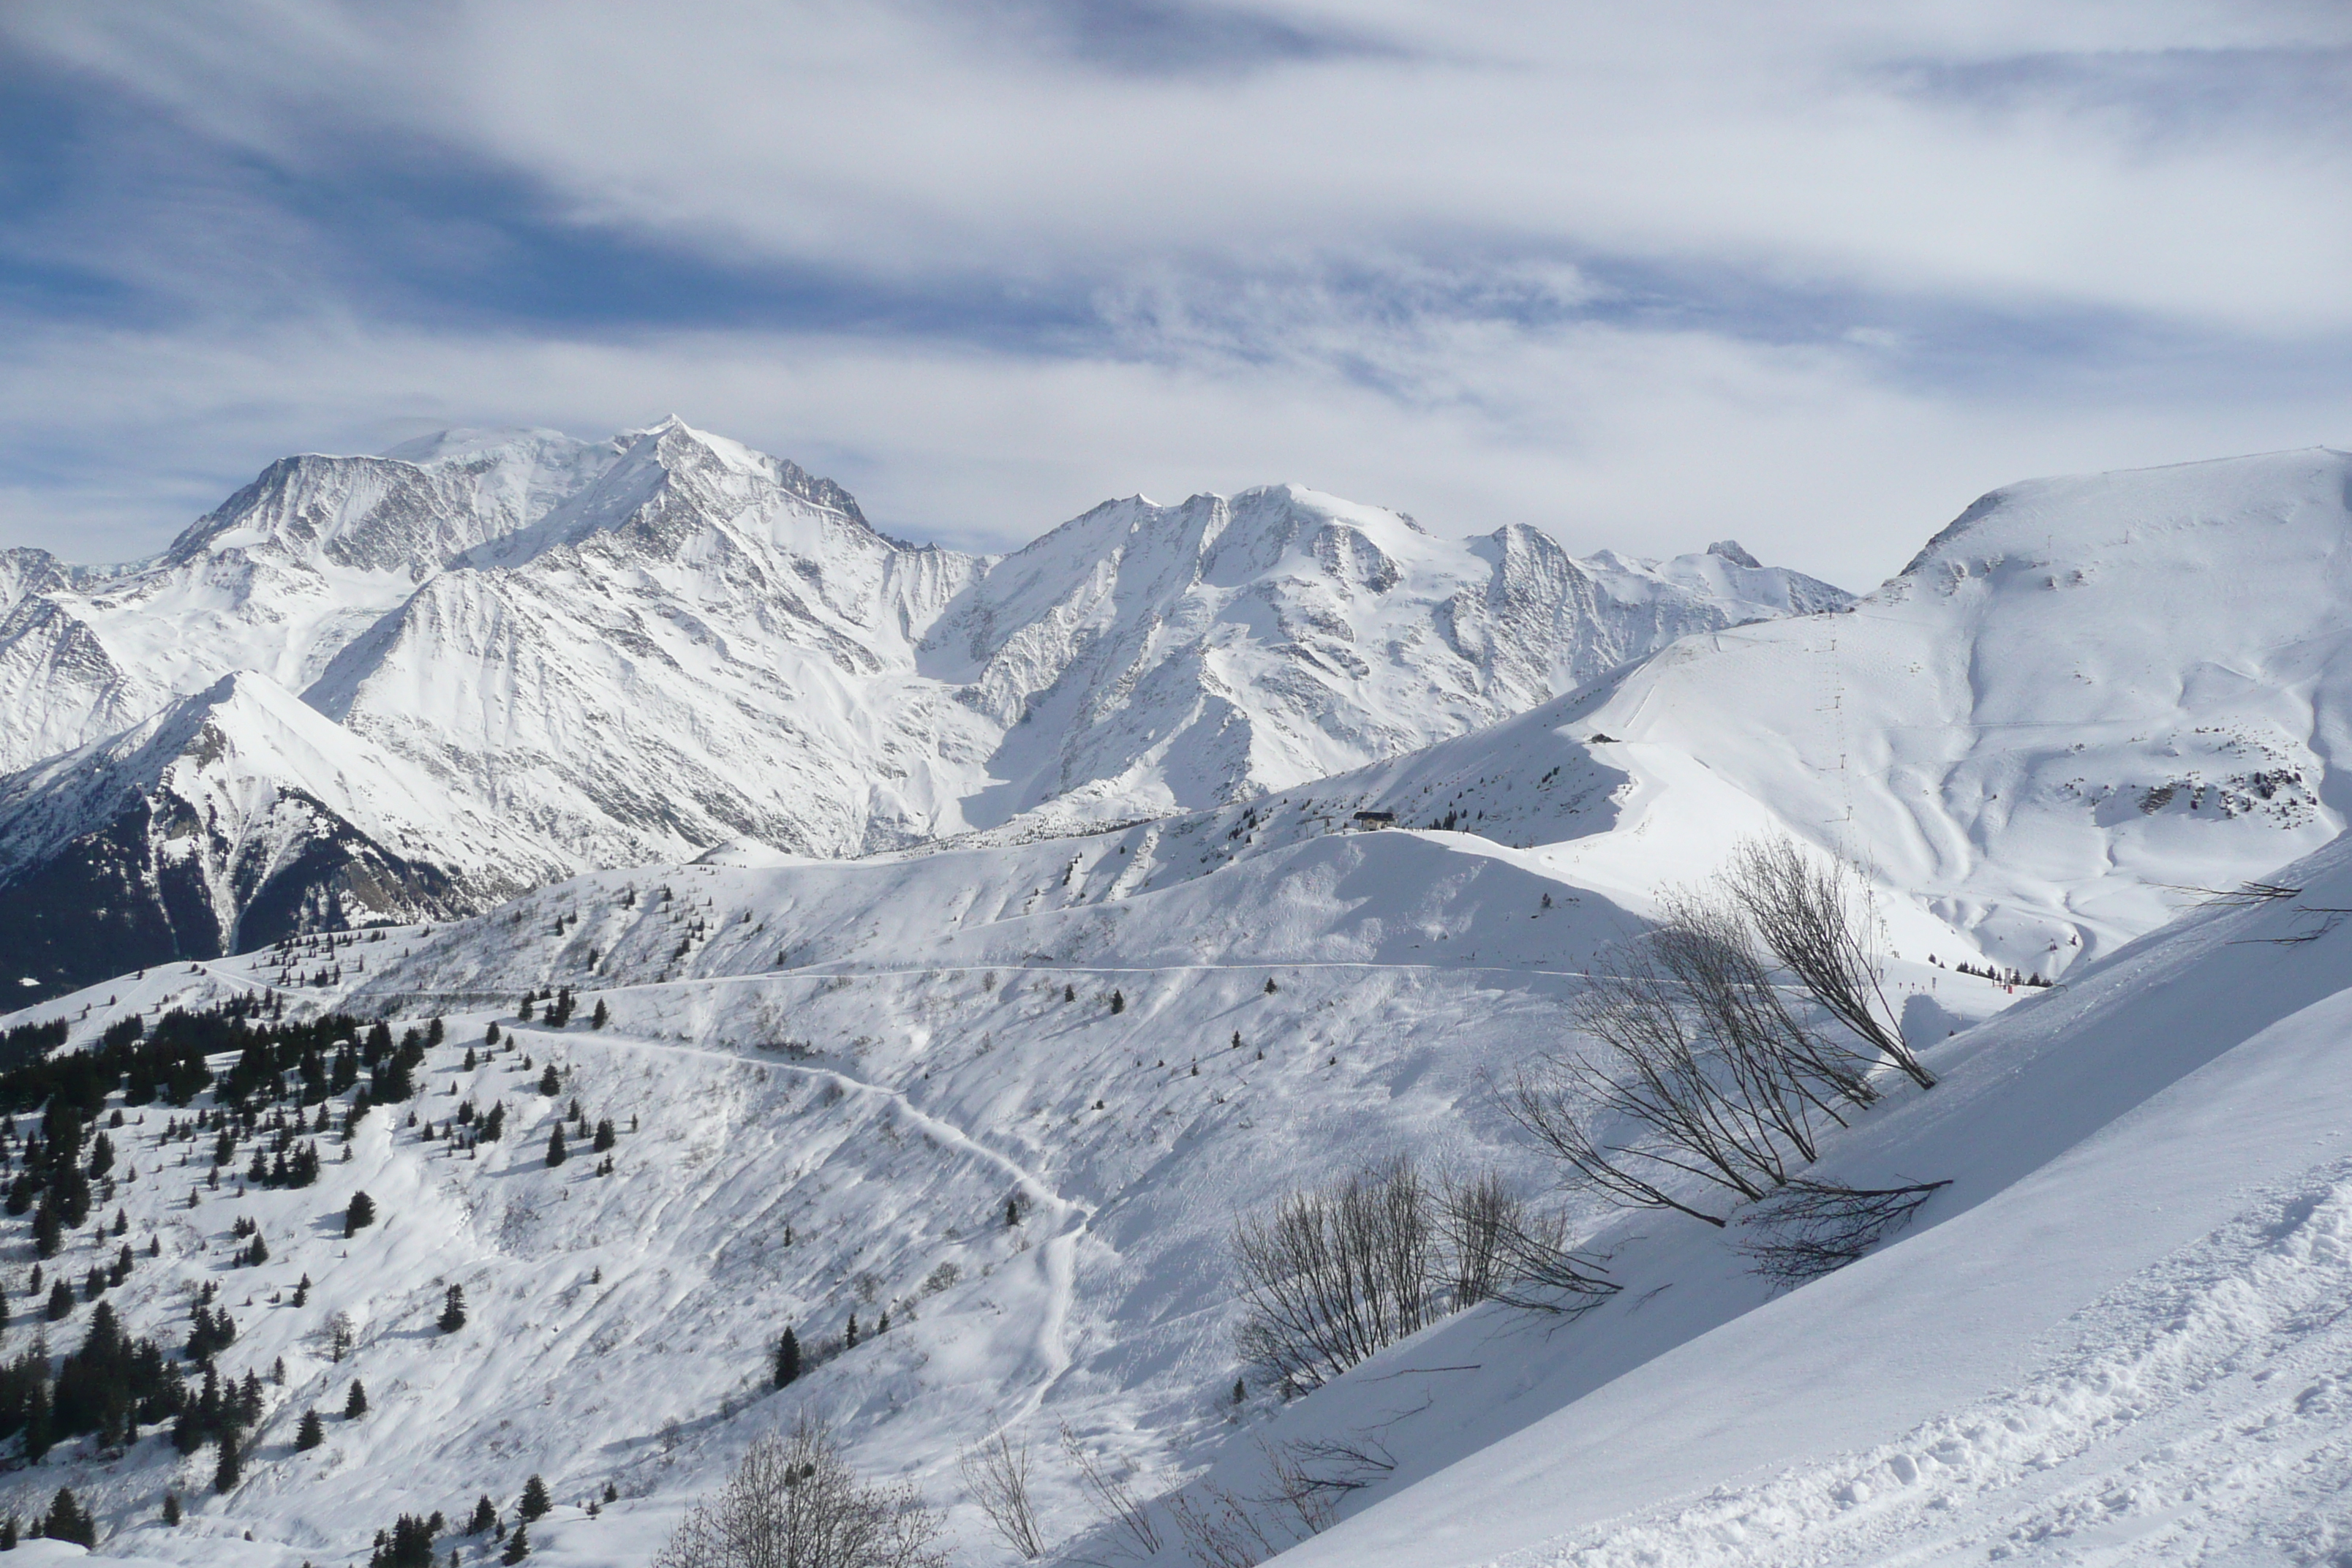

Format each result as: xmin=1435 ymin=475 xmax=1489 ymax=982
xmin=1261 ymin=807 xmax=2352 ymax=1568
xmin=1207 ymin=448 xmax=2352 ymax=977
xmin=0 ymin=420 xmax=1836 ymax=987
xmin=0 ymin=758 xmax=2333 ymax=1567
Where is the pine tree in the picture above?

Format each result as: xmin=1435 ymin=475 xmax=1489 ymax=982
xmin=500 ymin=1522 xmax=529 ymax=1564
xmin=485 ymin=1022 xmax=502 ymax=1047
xmin=297 ymin=1408 xmax=324 ymax=1450
xmin=45 ymin=1280 xmax=72 ymax=1320
xmin=538 ymin=1063 xmax=560 ymax=1097
xmin=518 ymin=995 xmax=534 ymax=1022
xmin=546 ymin=1126 xmax=567 ymax=1168
xmin=45 ymin=1488 xmax=94 ymax=1548
xmin=346 ymin=1191 xmax=377 ymax=1236
xmin=845 ymin=1311 xmax=859 ymax=1349
xmin=519 ymin=1474 xmax=551 ymax=1520
xmin=0 ymin=1513 xmax=16 ymax=1548
xmin=162 ymin=1493 xmax=181 ymax=1526
xmin=591 ymin=999 xmax=609 ymax=1030
xmin=1110 ymin=989 xmax=1126 ymax=1014
xmin=214 ymin=1439 xmax=241 ymax=1493
xmin=592 ymin=1118 xmax=615 ymax=1153
xmin=470 ymin=1496 xmax=498 ymax=1534
xmin=439 ymin=1284 xmax=467 ymax=1333
xmin=774 ymin=1326 xmax=800 ymax=1387
xmin=344 ymin=1379 xmax=368 ymax=1419
xmin=293 ymin=1273 xmax=310 ymax=1308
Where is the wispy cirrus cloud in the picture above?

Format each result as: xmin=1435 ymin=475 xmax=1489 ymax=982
xmin=0 ymin=1 xmax=2347 ymax=584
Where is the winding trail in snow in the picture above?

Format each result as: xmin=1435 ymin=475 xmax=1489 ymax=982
xmin=516 ymin=1021 xmax=1091 ymax=1431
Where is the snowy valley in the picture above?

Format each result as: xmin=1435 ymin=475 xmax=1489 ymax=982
xmin=0 ymin=444 xmax=2345 ymax=1568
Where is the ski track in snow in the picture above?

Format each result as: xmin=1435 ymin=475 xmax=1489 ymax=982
xmin=1511 ymin=1164 xmax=2352 ymax=1568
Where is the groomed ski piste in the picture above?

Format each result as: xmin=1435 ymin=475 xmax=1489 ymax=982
xmin=0 ymin=445 xmax=2347 ymax=1565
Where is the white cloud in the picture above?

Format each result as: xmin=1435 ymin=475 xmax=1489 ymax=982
xmin=4 ymin=308 xmax=2344 ymax=589
xmin=1 ymin=1 xmax=2347 ymax=584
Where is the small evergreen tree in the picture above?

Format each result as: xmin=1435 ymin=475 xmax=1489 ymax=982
xmin=591 ymin=999 xmax=609 ymax=1030
xmin=845 ymin=1311 xmax=859 ymax=1349
xmin=346 ymin=1191 xmax=377 ymax=1236
xmin=344 ymin=1379 xmax=368 ymax=1419
xmin=592 ymin=1118 xmax=616 ymax=1153
xmin=0 ymin=1513 xmax=16 ymax=1548
xmin=485 ymin=1022 xmax=502 ymax=1046
xmin=214 ymin=1439 xmax=241 ymax=1492
xmin=500 ymin=1522 xmax=529 ymax=1564
xmin=439 ymin=1284 xmax=467 ymax=1332
xmin=519 ymin=1474 xmax=551 ymax=1521
xmin=162 ymin=1493 xmax=182 ymax=1526
xmin=774 ymin=1326 xmax=800 ymax=1387
xmin=44 ymin=1488 xmax=94 ymax=1548
xmin=546 ymin=1126 xmax=567 ymax=1168
xmin=470 ymin=1496 xmax=498 ymax=1534
xmin=518 ymin=995 xmax=534 ymax=1022
xmin=538 ymin=1063 xmax=560 ymax=1097
xmin=297 ymin=1407 xmax=325 ymax=1450
xmin=45 ymin=1280 xmax=72 ymax=1320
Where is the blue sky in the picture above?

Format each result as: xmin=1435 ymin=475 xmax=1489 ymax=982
xmin=1 ymin=1 xmax=2348 ymax=584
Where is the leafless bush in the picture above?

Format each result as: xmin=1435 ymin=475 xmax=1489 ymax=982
xmin=959 ymin=1429 xmax=1045 ymax=1559
xmin=1167 ymin=1485 xmax=1283 ymax=1568
xmin=1725 ymin=836 xmax=1934 ymax=1088
xmin=1232 ymin=1156 xmax=1439 ymax=1394
xmin=1505 ymin=934 xmax=1791 ymax=1226
xmin=1438 ymin=1168 xmax=1516 ymax=1307
xmin=1654 ymin=885 xmax=1880 ymax=1120
xmin=1507 ymin=842 xmax=1926 ymax=1227
xmin=1059 ymin=1425 xmax=1161 ymax=1557
xmin=654 ymin=1414 xmax=947 ymax=1568
xmin=1736 ymin=1178 xmax=1952 ymax=1287
xmin=1438 ymin=1170 xmax=1618 ymax=1314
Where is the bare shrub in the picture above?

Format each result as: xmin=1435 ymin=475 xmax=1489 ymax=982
xmin=1438 ymin=1170 xmax=1618 ymax=1315
xmin=654 ymin=1414 xmax=946 ymax=1568
xmin=1059 ymin=1425 xmax=1161 ymax=1557
xmin=1167 ymin=1485 xmax=1282 ymax=1568
xmin=1725 ymin=836 xmax=1934 ymax=1088
xmin=1232 ymin=1156 xmax=1439 ymax=1394
xmin=1506 ymin=932 xmax=1793 ymax=1226
xmin=1736 ymin=1178 xmax=1952 ymax=1288
xmin=958 ymin=1430 xmax=1044 ymax=1560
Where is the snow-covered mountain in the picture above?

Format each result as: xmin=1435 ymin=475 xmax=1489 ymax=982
xmin=1 ymin=445 xmax=2351 ymax=1567
xmin=1188 ymin=447 xmax=2352 ymax=980
xmin=0 ymin=672 xmax=555 ymax=982
xmin=0 ymin=419 xmax=1839 ymax=992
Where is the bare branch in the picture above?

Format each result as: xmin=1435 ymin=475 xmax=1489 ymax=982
xmin=958 ymin=1429 xmax=1045 ymax=1560
xmin=1059 ymin=1425 xmax=1161 ymax=1558
xmin=1736 ymin=1178 xmax=1951 ymax=1288
xmin=1726 ymin=836 xmax=1934 ymax=1088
